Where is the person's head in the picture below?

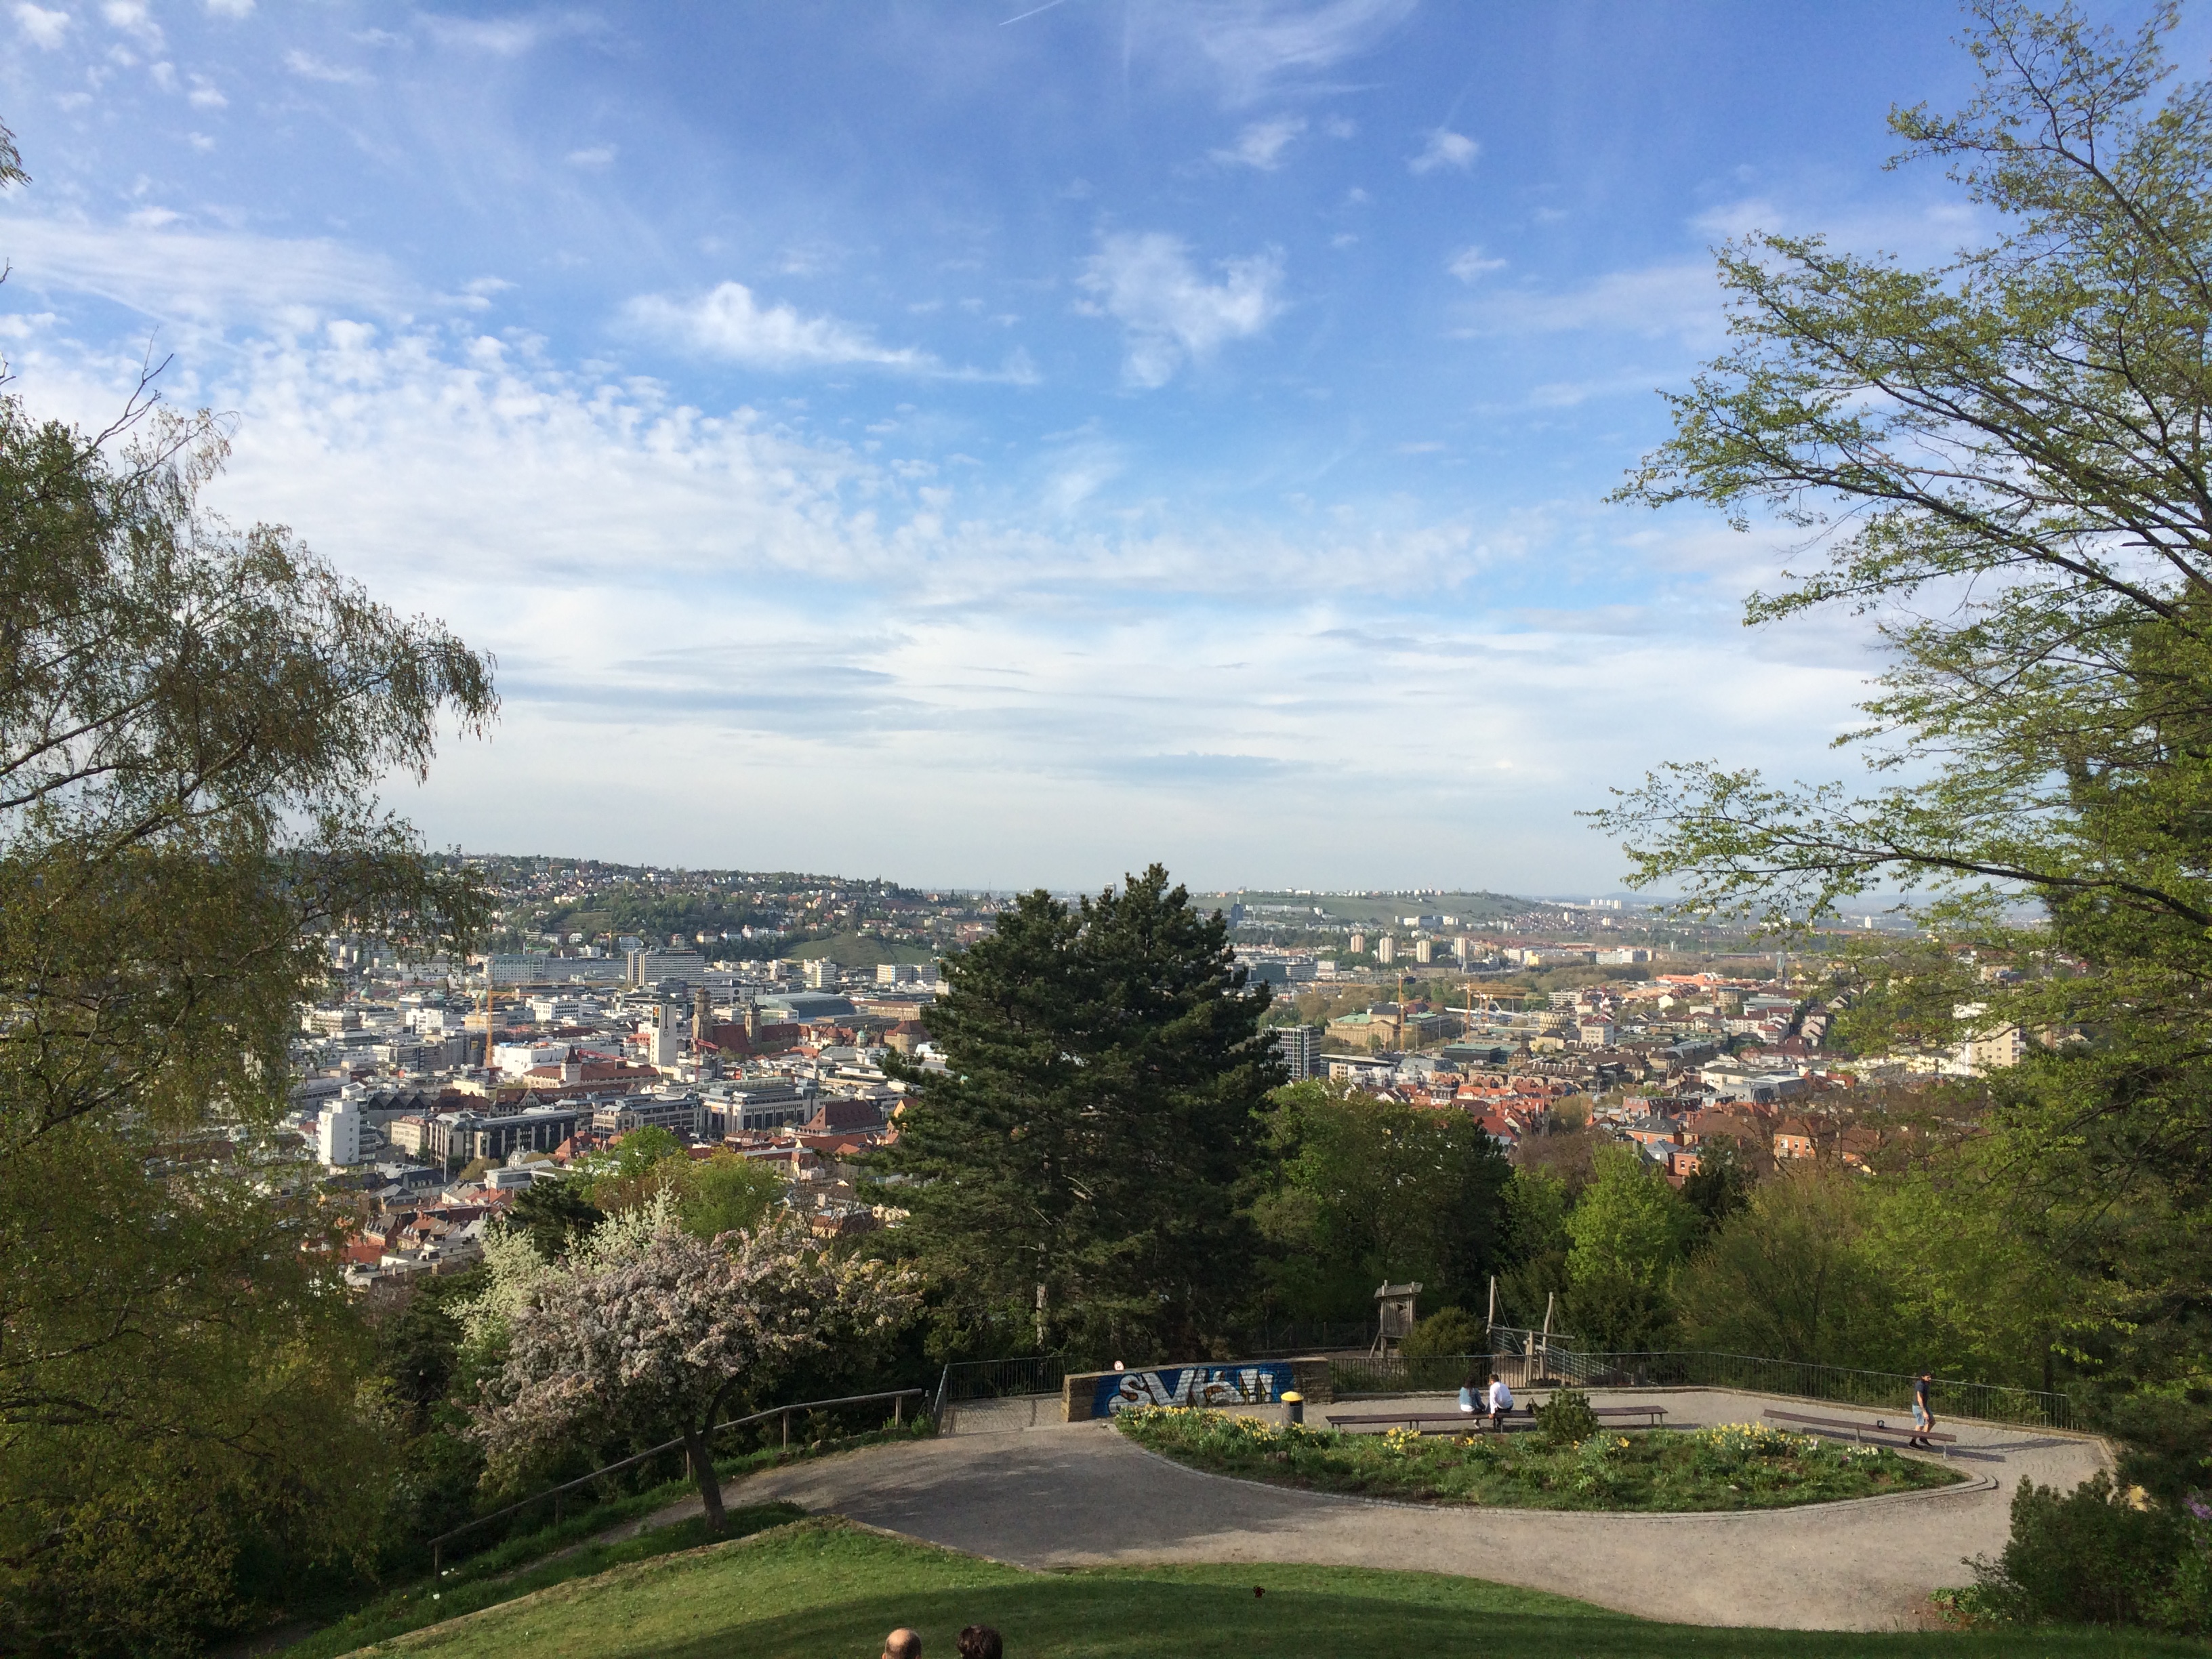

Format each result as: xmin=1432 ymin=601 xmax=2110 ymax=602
xmin=883 ymin=1629 xmax=922 ymax=1659
xmin=956 ymin=1626 xmax=1003 ymax=1659
xmin=1919 ymin=1370 xmax=1933 ymax=1381
xmin=1490 ymin=1372 xmax=1501 ymax=1384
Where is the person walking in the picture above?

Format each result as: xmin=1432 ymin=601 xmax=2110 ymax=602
xmin=1908 ymin=1370 xmax=1936 ymax=1450
xmin=1486 ymin=1372 xmax=1514 ymax=1433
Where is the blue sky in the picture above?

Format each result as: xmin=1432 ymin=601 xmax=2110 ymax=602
xmin=0 ymin=1 xmax=2170 ymax=891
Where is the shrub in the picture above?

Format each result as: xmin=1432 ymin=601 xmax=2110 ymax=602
xmin=1398 ymin=1307 xmax=1484 ymax=1360
xmin=1533 ymin=1388 xmax=1599 ymax=1448
xmin=1971 ymin=1474 xmax=2198 ymax=1631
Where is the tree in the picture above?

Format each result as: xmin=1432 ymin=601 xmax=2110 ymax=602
xmin=501 ymin=1181 xmax=607 ymax=1263
xmin=569 ymin=1130 xmax=784 ymax=1240
xmin=1494 ymin=1166 xmax=1572 ymax=1328
xmin=472 ymin=1213 xmax=914 ymax=1531
xmin=1563 ymin=1147 xmax=1697 ymax=1350
xmin=1681 ymin=1134 xmax=1753 ymax=1237
xmin=1592 ymin=0 xmax=2212 ymax=1488
xmin=1252 ymin=1081 xmax=1511 ymax=1324
xmin=1674 ymin=1168 xmax=1897 ymax=1368
xmin=874 ymin=865 xmax=1279 ymax=1360
xmin=0 ymin=378 xmax=493 ymax=1647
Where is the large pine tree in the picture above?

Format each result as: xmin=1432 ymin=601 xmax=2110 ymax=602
xmin=876 ymin=865 xmax=1281 ymax=1361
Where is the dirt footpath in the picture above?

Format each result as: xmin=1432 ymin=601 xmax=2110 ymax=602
xmin=644 ymin=1387 xmax=2106 ymax=1631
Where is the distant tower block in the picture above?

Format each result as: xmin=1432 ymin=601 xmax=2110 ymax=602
xmin=1349 ymin=930 xmax=1366 ymax=955
xmin=1415 ymin=938 xmax=1434 ymax=965
xmin=1378 ymin=935 xmax=1397 ymax=964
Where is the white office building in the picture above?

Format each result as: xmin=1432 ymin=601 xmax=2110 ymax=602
xmin=317 ymin=1098 xmax=364 ymax=1168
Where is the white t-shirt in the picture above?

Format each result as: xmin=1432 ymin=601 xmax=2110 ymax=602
xmin=1488 ymin=1380 xmax=1514 ymax=1412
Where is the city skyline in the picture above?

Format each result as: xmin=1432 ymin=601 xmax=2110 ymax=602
xmin=0 ymin=1 xmax=2161 ymax=889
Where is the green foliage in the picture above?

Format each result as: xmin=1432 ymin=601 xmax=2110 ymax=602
xmin=0 ymin=329 xmax=493 ymax=1647
xmin=872 ymin=866 xmax=1280 ymax=1361
xmin=1972 ymin=1475 xmax=2211 ymax=1634
xmin=502 ymin=1181 xmax=608 ymax=1262
xmin=1494 ymin=1167 xmax=1572 ymax=1328
xmin=1591 ymin=1 xmax=2212 ymax=1505
xmin=1681 ymin=1134 xmax=1752 ymax=1236
xmin=1674 ymin=1170 xmax=1898 ymax=1370
xmin=1533 ymin=1388 xmax=1601 ymax=1448
xmin=1399 ymin=1307 xmax=1486 ymax=1361
xmin=1253 ymin=1082 xmax=1511 ymax=1324
xmin=1563 ymin=1147 xmax=1696 ymax=1349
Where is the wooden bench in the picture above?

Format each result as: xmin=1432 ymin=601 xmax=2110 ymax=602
xmin=1325 ymin=1404 xmax=1667 ymax=1435
xmin=1763 ymin=1408 xmax=1957 ymax=1456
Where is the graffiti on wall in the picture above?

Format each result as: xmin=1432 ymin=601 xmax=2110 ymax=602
xmin=1094 ymin=1362 xmax=1296 ymax=1417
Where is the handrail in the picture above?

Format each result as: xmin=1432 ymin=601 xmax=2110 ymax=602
xmin=428 ymin=1386 xmax=924 ymax=1573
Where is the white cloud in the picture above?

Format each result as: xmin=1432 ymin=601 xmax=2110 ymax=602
xmin=565 ymin=145 xmax=615 ymax=169
xmin=1410 ymin=127 xmax=1478 ymax=175
xmin=422 ymin=14 xmax=552 ymax=55
xmin=205 ymin=0 xmax=253 ymax=15
xmin=1447 ymin=245 xmax=1506 ymax=283
xmin=14 ymin=3 xmax=71 ymax=48
xmin=1077 ymin=232 xmax=1286 ymax=388
xmin=187 ymin=75 xmax=226 ymax=108
xmin=621 ymin=282 xmax=939 ymax=373
xmin=1212 ymin=114 xmax=1304 ymax=170
xmin=0 ymin=306 xmax=1877 ymax=891
xmin=1185 ymin=0 xmax=1417 ymax=105
xmin=1462 ymin=261 xmax=1721 ymax=344
xmin=0 ymin=216 xmax=401 ymax=322
xmin=283 ymin=48 xmax=371 ymax=85
xmin=100 ymin=0 xmax=161 ymax=46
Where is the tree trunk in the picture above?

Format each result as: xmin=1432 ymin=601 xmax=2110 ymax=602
xmin=684 ymin=1424 xmax=726 ymax=1533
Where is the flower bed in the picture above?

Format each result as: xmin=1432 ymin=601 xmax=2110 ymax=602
xmin=1113 ymin=1408 xmax=1965 ymax=1512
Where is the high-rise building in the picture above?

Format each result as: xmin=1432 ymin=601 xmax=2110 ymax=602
xmin=1273 ymin=1024 xmax=1324 ymax=1081
xmin=1377 ymin=935 xmax=1397 ymax=964
xmin=1415 ymin=938 xmax=1434 ymax=965
xmin=803 ymin=958 xmax=843 ymax=990
xmin=627 ymin=947 xmax=707 ymax=988
xmin=1349 ymin=931 xmax=1366 ymax=955
xmin=317 ymin=1098 xmax=363 ymax=1167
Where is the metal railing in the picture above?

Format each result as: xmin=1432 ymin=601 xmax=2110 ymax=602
xmin=1334 ymin=1345 xmax=2074 ymax=1431
xmin=427 ymin=1387 xmax=924 ymax=1574
xmin=932 ymin=1355 xmax=1068 ymax=1422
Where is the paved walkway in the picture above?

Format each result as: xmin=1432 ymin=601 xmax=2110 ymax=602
xmin=647 ymin=1387 xmax=2106 ymax=1632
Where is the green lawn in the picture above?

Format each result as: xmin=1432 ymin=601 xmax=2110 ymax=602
xmin=336 ymin=1517 xmax=2200 ymax=1658
xmin=1114 ymin=1406 xmax=1963 ymax=1511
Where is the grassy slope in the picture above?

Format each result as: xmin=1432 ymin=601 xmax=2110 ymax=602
xmin=348 ymin=1517 xmax=2202 ymax=1659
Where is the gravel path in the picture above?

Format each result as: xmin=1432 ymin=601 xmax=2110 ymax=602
xmin=638 ymin=1387 xmax=2107 ymax=1631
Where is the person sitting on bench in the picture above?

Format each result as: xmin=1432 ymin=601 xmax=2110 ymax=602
xmin=1486 ymin=1372 xmax=1514 ymax=1431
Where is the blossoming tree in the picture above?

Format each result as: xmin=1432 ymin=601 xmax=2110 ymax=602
xmin=472 ymin=1211 xmax=915 ymax=1530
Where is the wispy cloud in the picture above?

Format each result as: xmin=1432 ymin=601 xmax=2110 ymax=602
xmin=1186 ymin=0 xmax=1417 ymax=104
xmin=1461 ymin=261 xmax=1720 ymax=343
xmin=1447 ymin=245 xmax=1505 ymax=283
xmin=284 ymin=48 xmax=372 ymax=85
xmin=565 ymin=145 xmax=615 ymax=170
xmin=1212 ymin=114 xmax=1305 ymax=170
xmin=421 ymin=13 xmax=575 ymax=56
xmin=101 ymin=0 xmax=161 ymax=47
xmin=1077 ymin=231 xmax=1286 ymax=388
xmin=204 ymin=0 xmax=254 ymax=16
xmin=14 ymin=3 xmax=70 ymax=48
xmin=1409 ymin=127 xmax=1478 ymax=174
xmin=622 ymin=282 xmax=939 ymax=373
xmin=0 ymin=216 xmax=401 ymax=321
